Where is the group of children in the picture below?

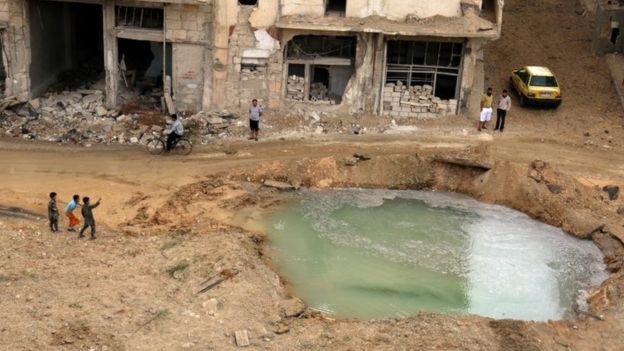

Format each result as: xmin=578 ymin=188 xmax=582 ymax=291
xmin=48 ymin=192 xmax=101 ymax=240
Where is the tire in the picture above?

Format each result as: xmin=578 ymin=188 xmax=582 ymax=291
xmin=146 ymin=138 xmax=165 ymax=155
xmin=519 ymin=95 xmax=526 ymax=107
xmin=174 ymin=138 xmax=193 ymax=155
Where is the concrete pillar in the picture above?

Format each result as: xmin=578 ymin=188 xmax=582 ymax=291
xmin=102 ymin=0 xmax=118 ymax=108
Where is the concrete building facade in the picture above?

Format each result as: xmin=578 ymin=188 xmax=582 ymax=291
xmin=0 ymin=0 xmax=504 ymax=117
xmin=592 ymin=0 xmax=624 ymax=55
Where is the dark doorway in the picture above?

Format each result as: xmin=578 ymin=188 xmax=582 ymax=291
xmin=28 ymin=0 xmax=104 ymax=95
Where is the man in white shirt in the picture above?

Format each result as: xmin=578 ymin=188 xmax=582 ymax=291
xmin=494 ymin=89 xmax=512 ymax=132
xmin=165 ymin=114 xmax=184 ymax=151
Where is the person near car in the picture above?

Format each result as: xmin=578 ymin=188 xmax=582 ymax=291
xmin=248 ymin=99 xmax=262 ymax=141
xmin=494 ymin=89 xmax=512 ymax=132
xmin=165 ymin=114 xmax=184 ymax=151
xmin=478 ymin=87 xmax=493 ymax=132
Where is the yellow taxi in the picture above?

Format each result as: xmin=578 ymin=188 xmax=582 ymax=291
xmin=510 ymin=66 xmax=562 ymax=107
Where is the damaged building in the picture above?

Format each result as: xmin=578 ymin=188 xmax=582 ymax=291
xmin=1 ymin=0 xmax=504 ymax=118
xmin=593 ymin=0 xmax=624 ymax=54
xmin=0 ymin=0 xmax=212 ymax=112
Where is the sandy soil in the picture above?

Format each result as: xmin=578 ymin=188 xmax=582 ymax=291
xmin=2 ymin=0 xmax=624 ymax=350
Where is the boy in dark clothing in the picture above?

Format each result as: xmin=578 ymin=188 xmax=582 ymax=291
xmin=79 ymin=197 xmax=101 ymax=240
xmin=48 ymin=192 xmax=59 ymax=232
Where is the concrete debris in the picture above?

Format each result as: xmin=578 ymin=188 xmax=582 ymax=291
xmin=263 ymin=180 xmax=296 ymax=191
xmin=603 ymin=185 xmax=620 ymax=201
xmin=547 ymin=184 xmax=563 ymax=194
xmin=309 ymin=82 xmax=335 ymax=104
xmin=286 ymin=75 xmax=305 ymax=101
xmin=234 ymin=330 xmax=250 ymax=347
xmin=383 ymin=81 xmax=457 ymax=119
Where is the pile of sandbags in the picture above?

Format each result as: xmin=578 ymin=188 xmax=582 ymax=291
xmin=286 ymin=75 xmax=305 ymax=101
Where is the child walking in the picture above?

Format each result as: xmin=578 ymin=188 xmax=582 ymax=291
xmin=65 ymin=194 xmax=80 ymax=232
xmin=48 ymin=192 xmax=59 ymax=232
xmin=79 ymin=197 xmax=101 ymax=240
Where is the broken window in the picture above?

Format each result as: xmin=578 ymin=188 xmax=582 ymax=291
xmin=385 ymin=40 xmax=463 ymax=100
xmin=326 ymin=0 xmax=346 ymax=17
xmin=116 ymin=6 xmax=164 ymax=30
xmin=238 ymin=0 xmax=258 ymax=5
xmin=383 ymin=40 xmax=464 ymax=117
xmin=285 ymin=36 xmax=356 ymax=104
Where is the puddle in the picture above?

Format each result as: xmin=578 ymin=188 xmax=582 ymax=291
xmin=266 ymin=189 xmax=609 ymax=321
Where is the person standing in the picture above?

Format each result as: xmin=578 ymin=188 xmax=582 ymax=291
xmin=65 ymin=194 xmax=81 ymax=232
xmin=165 ymin=114 xmax=184 ymax=151
xmin=494 ymin=89 xmax=512 ymax=132
xmin=248 ymin=99 xmax=262 ymax=141
xmin=79 ymin=197 xmax=101 ymax=240
xmin=478 ymin=87 xmax=494 ymax=132
xmin=48 ymin=192 xmax=59 ymax=232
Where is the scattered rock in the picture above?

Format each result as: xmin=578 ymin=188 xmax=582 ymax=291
xmin=263 ymin=180 xmax=296 ymax=191
xmin=202 ymin=298 xmax=220 ymax=316
xmin=547 ymin=184 xmax=562 ymax=194
xmin=531 ymin=160 xmax=547 ymax=171
xmin=96 ymin=106 xmax=108 ymax=117
xmin=279 ymin=298 xmax=305 ymax=318
xmin=562 ymin=209 xmax=606 ymax=239
xmin=234 ymin=330 xmax=250 ymax=347
xmin=617 ymin=207 xmax=624 ymax=216
xmin=603 ymin=185 xmax=620 ymax=201
xmin=528 ymin=169 xmax=543 ymax=183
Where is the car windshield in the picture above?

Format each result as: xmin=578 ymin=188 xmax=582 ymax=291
xmin=530 ymin=75 xmax=558 ymax=87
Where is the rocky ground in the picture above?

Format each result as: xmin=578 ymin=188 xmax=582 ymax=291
xmin=2 ymin=0 xmax=624 ymax=350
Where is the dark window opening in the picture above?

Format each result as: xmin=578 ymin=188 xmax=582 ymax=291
xmin=239 ymin=0 xmax=258 ymax=5
xmin=287 ymin=35 xmax=356 ymax=60
xmin=116 ymin=6 xmax=164 ymax=29
xmin=310 ymin=66 xmax=329 ymax=101
xmin=434 ymin=74 xmax=459 ymax=100
xmin=117 ymin=38 xmax=172 ymax=95
xmin=241 ymin=63 xmax=258 ymax=72
xmin=325 ymin=0 xmax=346 ymax=17
xmin=28 ymin=0 xmax=104 ymax=95
xmin=288 ymin=64 xmax=305 ymax=77
xmin=611 ymin=27 xmax=620 ymax=45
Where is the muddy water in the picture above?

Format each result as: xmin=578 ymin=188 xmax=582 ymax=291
xmin=267 ymin=189 xmax=609 ymax=321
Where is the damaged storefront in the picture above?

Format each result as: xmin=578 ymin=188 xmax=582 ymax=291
xmin=0 ymin=0 xmax=213 ymax=113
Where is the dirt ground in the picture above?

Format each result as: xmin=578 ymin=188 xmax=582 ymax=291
xmin=2 ymin=0 xmax=624 ymax=350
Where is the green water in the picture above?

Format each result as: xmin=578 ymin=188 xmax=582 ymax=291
xmin=267 ymin=189 xmax=608 ymax=321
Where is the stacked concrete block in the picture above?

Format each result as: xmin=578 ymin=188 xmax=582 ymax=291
xmin=165 ymin=5 xmax=212 ymax=44
xmin=382 ymin=81 xmax=458 ymax=118
xmin=286 ymin=75 xmax=305 ymax=101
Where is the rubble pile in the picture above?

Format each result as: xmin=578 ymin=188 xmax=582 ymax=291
xmin=0 ymin=89 xmax=243 ymax=146
xmin=310 ymin=82 xmax=334 ymax=104
xmin=382 ymin=81 xmax=458 ymax=118
xmin=286 ymin=75 xmax=305 ymax=101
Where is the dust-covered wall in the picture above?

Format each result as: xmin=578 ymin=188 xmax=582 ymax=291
xmin=279 ymin=0 xmax=468 ymax=19
xmin=0 ymin=0 xmax=30 ymax=100
xmin=593 ymin=3 xmax=624 ymax=55
xmin=346 ymin=0 xmax=465 ymax=19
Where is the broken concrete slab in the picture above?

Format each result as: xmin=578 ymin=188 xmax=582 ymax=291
xmin=234 ymin=330 xmax=250 ymax=347
xmin=263 ymin=180 xmax=296 ymax=191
